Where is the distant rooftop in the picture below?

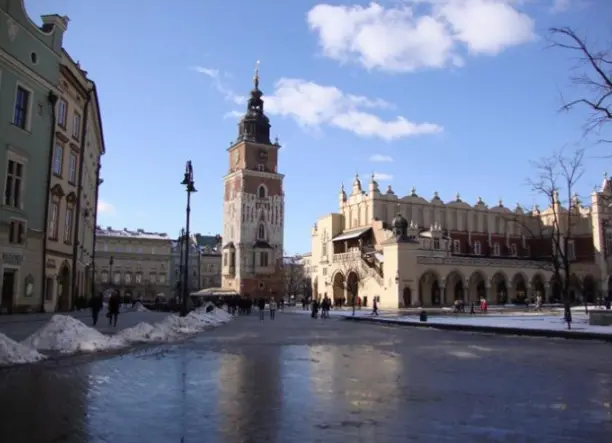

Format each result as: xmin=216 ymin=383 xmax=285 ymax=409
xmin=96 ymin=226 xmax=170 ymax=241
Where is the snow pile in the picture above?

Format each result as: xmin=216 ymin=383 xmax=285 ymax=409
xmin=0 ymin=332 xmax=46 ymax=366
xmin=134 ymin=302 xmax=149 ymax=312
xmin=207 ymin=307 xmax=232 ymax=323
xmin=22 ymin=315 xmax=127 ymax=354
xmin=116 ymin=322 xmax=170 ymax=343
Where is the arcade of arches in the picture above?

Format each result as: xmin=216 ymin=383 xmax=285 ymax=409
xmin=414 ymin=269 xmax=602 ymax=306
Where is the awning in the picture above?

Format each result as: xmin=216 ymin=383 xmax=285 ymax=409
xmin=332 ymin=227 xmax=371 ymax=242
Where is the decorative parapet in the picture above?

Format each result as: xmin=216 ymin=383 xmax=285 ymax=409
xmin=417 ymin=255 xmax=553 ymax=271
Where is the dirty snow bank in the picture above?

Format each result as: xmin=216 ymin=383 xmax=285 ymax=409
xmin=134 ymin=302 xmax=149 ymax=312
xmin=0 ymin=332 xmax=46 ymax=366
xmin=116 ymin=305 xmax=231 ymax=344
xmin=22 ymin=315 xmax=126 ymax=354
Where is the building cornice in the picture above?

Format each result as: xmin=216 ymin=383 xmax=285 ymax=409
xmin=223 ymin=169 xmax=284 ymax=182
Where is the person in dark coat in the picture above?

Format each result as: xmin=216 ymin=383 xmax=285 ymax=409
xmin=258 ymin=297 xmax=266 ymax=320
xmin=108 ymin=291 xmax=121 ymax=327
xmin=90 ymin=292 xmax=104 ymax=326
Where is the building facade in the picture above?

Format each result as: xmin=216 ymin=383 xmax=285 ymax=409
xmin=94 ymin=227 xmax=172 ymax=300
xmin=0 ymin=1 xmax=67 ymax=313
xmin=44 ymin=49 xmax=104 ymax=312
xmin=169 ymin=233 xmax=221 ymax=297
xmin=221 ymin=66 xmax=285 ymax=298
xmin=311 ymin=174 xmax=612 ymax=308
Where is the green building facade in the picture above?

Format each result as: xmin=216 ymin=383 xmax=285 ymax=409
xmin=0 ymin=0 xmax=67 ymax=313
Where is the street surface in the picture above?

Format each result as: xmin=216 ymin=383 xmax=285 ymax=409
xmin=0 ymin=310 xmax=611 ymax=442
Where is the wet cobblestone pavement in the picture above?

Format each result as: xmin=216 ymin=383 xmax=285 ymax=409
xmin=1 ymin=311 xmax=611 ymax=443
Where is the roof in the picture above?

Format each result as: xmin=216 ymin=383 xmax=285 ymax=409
xmin=96 ymin=227 xmax=170 ymax=241
xmin=332 ymin=227 xmax=371 ymax=242
xmin=190 ymin=288 xmax=238 ymax=297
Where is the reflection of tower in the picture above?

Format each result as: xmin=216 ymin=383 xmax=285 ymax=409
xmin=221 ymin=61 xmax=285 ymax=299
xmin=217 ymin=349 xmax=282 ymax=442
xmin=0 ymin=364 xmax=89 ymax=440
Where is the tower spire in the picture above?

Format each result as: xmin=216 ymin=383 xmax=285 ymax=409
xmin=254 ymin=60 xmax=260 ymax=89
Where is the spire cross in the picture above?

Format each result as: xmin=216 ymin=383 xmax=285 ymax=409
xmin=254 ymin=60 xmax=260 ymax=89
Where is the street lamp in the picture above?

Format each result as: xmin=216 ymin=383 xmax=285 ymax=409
xmin=180 ymin=160 xmax=197 ymax=317
xmin=177 ymin=228 xmax=185 ymax=302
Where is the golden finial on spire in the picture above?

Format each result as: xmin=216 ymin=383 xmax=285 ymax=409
xmin=254 ymin=60 xmax=260 ymax=89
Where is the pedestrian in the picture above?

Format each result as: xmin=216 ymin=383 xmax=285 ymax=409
xmin=107 ymin=290 xmax=120 ymax=327
xmin=90 ymin=292 xmax=103 ymax=326
xmin=372 ymin=297 xmax=379 ymax=316
xmin=258 ymin=297 xmax=266 ymax=320
xmin=311 ymin=299 xmax=319 ymax=319
xmin=269 ymin=298 xmax=277 ymax=320
xmin=564 ymin=304 xmax=572 ymax=329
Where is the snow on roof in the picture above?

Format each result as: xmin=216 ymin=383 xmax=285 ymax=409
xmin=96 ymin=226 xmax=171 ymax=241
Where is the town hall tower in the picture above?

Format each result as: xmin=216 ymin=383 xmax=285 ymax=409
xmin=221 ymin=62 xmax=285 ymax=298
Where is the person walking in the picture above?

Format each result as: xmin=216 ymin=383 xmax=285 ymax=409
xmin=90 ymin=292 xmax=103 ymax=326
xmin=269 ymin=298 xmax=278 ymax=320
xmin=372 ymin=297 xmax=379 ymax=316
xmin=107 ymin=291 xmax=121 ymax=327
xmin=258 ymin=297 xmax=266 ymax=320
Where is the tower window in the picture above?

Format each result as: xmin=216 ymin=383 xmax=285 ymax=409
xmin=258 ymin=185 xmax=266 ymax=199
xmin=257 ymin=164 xmax=265 ymax=172
xmin=258 ymin=223 xmax=265 ymax=240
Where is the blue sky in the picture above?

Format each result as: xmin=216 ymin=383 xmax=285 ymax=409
xmin=25 ymin=0 xmax=612 ymax=254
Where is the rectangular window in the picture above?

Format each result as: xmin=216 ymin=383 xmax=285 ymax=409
xmin=9 ymin=219 xmax=26 ymax=245
xmin=113 ymin=272 xmax=121 ymax=284
xmin=53 ymin=145 xmax=63 ymax=176
xmin=4 ymin=159 xmax=24 ymax=208
xmin=493 ymin=243 xmax=500 ymax=256
xmin=72 ymin=112 xmax=81 ymax=139
xmin=68 ymin=152 xmax=77 ymax=183
xmin=135 ymin=273 xmax=142 ymax=284
xmin=433 ymin=238 xmax=441 ymax=250
xmin=453 ymin=239 xmax=460 ymax=253
xmin=64 ymin=206 xmax=74 ymax=243
xmin=13 ymin=86 xmax=30 ymax=129
xmin=260 ymin=251 xmax=269 ymax=267
xmin=158 ymin=274 xmax=165 ymax=284
xmin=510 ymin=244 xmax=518 ymax=257
xmin=257 ymin=164 xmax=265 ymax=172
xmin=49 ymin=201 xmax=59 ymax=239
xmin=149 ymin=273 xmax=156 ymax=283
xmin=125 ymin=274 xmax=132 ymax=284
xmin=58 ymin=99 xmax=68 ymax=127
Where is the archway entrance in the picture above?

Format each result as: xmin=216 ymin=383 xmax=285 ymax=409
xmin=58 ymin=264 xmax=71 ymax=311
xmin=402 ymin=287 xmax=411 ymax=307
xmin=346 ymin=272 xmax=359 ymax=305
xmin=532 ymin=274 xmax=546 ymax=303
xmin=468 ymin=271 xmax=486 ymax=303
xmin=332 ymin=273 xmax=345 ymax=306
xmin=490 ymin=272 xmax=508 ymax=304
xmin=445 ymin=271 xmax=464 ymax=304
xmin=418 ymin=270 xmax=440 ymax=306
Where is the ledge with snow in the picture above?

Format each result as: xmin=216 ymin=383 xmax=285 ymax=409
xmin=343 ymin=311 xmax=612 ymax=342
xmin=0 ymin=304 xmax=232 ymax=367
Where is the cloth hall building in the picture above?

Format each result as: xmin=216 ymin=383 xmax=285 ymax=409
xmin=310 ymin=174 xmax=612 ymax=308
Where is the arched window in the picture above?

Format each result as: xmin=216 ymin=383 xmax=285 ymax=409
xmin=258 ymin=185 xmax=266 ymax=199
xmin=258 ymin=223 xmax=265 ymax=240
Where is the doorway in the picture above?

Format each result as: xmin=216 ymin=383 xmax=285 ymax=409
xmin=1 ymin=269 xmax=16 ymax=314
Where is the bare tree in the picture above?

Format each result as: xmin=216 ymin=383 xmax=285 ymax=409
xmin=507 ymin=148 xmax=586 ymax=327
xmin=330 ymin=257 xmax=370 ymax=316
xmin=283 ymin=254 xmax=306 ymax=300
xmin=549 ymin=27 xmax=612 ymax=143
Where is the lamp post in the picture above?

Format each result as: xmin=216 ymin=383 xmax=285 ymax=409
xmin=178 ymin=228 xmax=185 ymax=302
xmin=180 ymin=161 xmax=197 ymax=317
xmin=108 ymin=255 xmax=115 ymax=297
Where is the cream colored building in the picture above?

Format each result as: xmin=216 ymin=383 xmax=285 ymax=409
xmin=311 ymin=174 xmax=612 ymax=308
xmin=94 ymin=227 xmax=172 ymax=300
xmin=44 ymin=50 xmax=104 ymax=311
xmin=200 ymin=251 xmax=222 ymax=289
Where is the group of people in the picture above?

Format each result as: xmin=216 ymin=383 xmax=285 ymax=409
xmin=88 ymin=290 xmax=121 ymax=327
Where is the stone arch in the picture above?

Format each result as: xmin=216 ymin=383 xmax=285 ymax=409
xmin=549 ymin=275 xmax=562 ymax=304
xmin=531 ymin=273 xmax=546 ymax=303
xmin=331 ymin=272 xmax=345 ymax=305
xmin=511 ymin=273 xmax=528 ymax=304
xmin=467 ymin=270 xmax=487 ymax=304
xmin=444 ymin=269 xmax=465 ymax=304
xmin=582 ymin=275 xmax=596 ymax=304
xmin=490 ymin=271 xmax=509 ymax=304
xmin=346 ymin=271 xmax=360 ymax=305
xmin=402 ymin=286 xmax=412 ymax=308
xmin=418 ymin=269 xmax=441 ymax=306
xmin=568 ymin=274 xmax=582 ymax=304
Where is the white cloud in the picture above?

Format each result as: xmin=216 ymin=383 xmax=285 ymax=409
xmin=97 ymin=200 xmax=115 ymax=216
xmin=264 ymin=78 xmax=442 ymax=140
xmin=193 ymin=66 xmax=245 ymax=105
xmin=373 ymin=172 xmax=393 ymax=181
xmin=307 ymin=1 xmax=536 ymax=73
xmin=369 ymin=154 xmax=394 ymax=162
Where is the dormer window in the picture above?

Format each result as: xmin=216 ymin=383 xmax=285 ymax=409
xmin=258 ymin=185 xmax=267 ymax=199
xmin=258 ymin=223 xmax=265 ymax=240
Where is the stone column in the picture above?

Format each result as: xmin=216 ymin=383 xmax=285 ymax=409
xmin=440 ymin=284 xmax=446 ymax=306
xmin=485 ymin=283 xmax=491 ymax=303
xmin=411 ymin=287 xmax=420 ymax=306
xmin=526 ymin=283 xmax=533 ymax=303
xmin=464 ymin=278 xmax=470 ymax=303
xmin=545 ymin=282 xmax=551 ymax=304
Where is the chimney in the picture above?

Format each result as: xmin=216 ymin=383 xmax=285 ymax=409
xmin=40 ymin=15 xmax=69 ymax=53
